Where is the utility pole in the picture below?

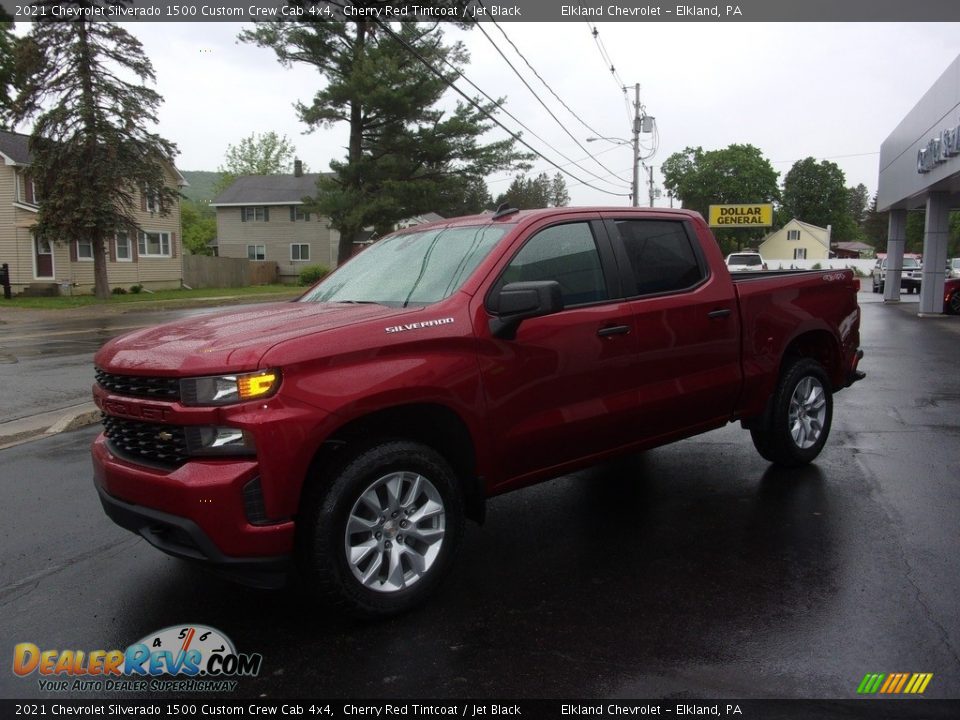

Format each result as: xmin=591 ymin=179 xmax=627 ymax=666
xmin=648 ymin=165 xmax=655 ymax=207
xmin=632 ymin=83 xmax=640 ymax=208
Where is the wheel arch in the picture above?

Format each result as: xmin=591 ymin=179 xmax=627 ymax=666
xmin=780 ymin=328 xmax=844 ymax=390
xmin=303 ymin=402 xmax=485 ymax=524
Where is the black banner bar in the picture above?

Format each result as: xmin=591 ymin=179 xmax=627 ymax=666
xmin=2 ymin=699 xmax=960 ymax=720
xmin=3 ymin=0 xmax=960 ymax=22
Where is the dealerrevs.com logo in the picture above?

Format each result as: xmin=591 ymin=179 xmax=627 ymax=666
xmin=12 ymin=624 xmax=262 ymax=693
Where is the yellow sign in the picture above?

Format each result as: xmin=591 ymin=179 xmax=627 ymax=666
xmin=708 ymin=204 xmax=773 ymax=227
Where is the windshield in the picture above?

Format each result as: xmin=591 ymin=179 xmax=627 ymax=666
xmin=729 ymin=254 xmax=762 ymax=266
xmin=300 ymin=225 xmax=509 ymax=307
xmin=903 ymin=258 xmax=920 ymax=269
xmin=951 ymin=258 xmax=960 ymax=269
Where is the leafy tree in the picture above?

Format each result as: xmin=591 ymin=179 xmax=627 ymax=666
xmin=181 ymin=199 xmax=216 ymax=256
xmin=242 ymin=17 xmax=529 ymax=263
xmin=549 ymin=172 xmax=570 ymax=207
xmin=862 ymin=194 xmax=888 ymax=249
xmin=0 ymin=20 xmax=17 ymax=128
xmin=662 ymin=144 xmax=780 ymax=252
xmin=11 ymin=12 xmax=178 ymax=300
xmin=495 ymin=172 xmax=552 ymax=209
xmin=435 ymin=175 xmax=492 ymax=218
xmin=781 ymin=157 xmax=858 ymax=242
xmin=216 ymin=131 xmax=299 ymax=194
xmin=847 ymin=183 xmax=869 ymax=228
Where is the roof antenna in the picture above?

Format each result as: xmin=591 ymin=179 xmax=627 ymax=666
xmin=492 ymin=202 xmax=519 ymax=220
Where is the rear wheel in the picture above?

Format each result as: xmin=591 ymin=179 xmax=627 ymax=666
xmin=750 ymin=358 xmax=833 ymax=467
xmin=297 ymin=440 xmax=464 ymax=617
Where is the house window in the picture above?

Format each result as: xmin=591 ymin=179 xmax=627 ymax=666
xmin=793 ymin=248 xmax=807 ymax=260
xmin=290 ymin=206 xmax=310 ymax=221
xmin=247 ymin=244 xmax=266 ymax=261
xmin=291 ymin=244 xmax=310 ymax=261
xmin=146 ymin=195 xmax=160 ymax=213
xmin=243 ymin=206 xmax=268 ymax=222
xmin=20 ymin=175 xmax=40 ymax=204
xmin=138 ymin=231 xmax=171 ymax=257
xmin=787 ymin=229 xmax=800 ymax=241
xmin=115 ymin=233 xmax=132 ymax=261
xmin=77 ymin=239 xmax=94 ymax=260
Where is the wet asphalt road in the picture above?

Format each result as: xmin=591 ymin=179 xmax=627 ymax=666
xmin=0 ymin=306 xmax=250 ymax=423
xmin=1 ymin=298 xmax=959 ymax=701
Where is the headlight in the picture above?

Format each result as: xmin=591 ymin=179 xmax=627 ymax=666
xmin=180 ymin=370 xmax=281 ymax=406
xmin=184 ymin=427 xmax=257 ymax=457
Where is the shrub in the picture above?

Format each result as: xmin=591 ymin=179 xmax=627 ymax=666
xmin=299 ymin=264 xmax=331 ymax=286
xmin=811 ymin=262 xmax=823 ymax=270
xmin=129 ymin=284 xmax=143 ymax=294
xmin=111 ymin=286 xmax=128 ymax=295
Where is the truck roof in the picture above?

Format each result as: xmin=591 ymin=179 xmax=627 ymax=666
xmin=400 ymin=206 xmax=703 ymax=233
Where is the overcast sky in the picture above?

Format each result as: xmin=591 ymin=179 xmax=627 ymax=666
xmin=58 ymin=22 xmax=960 ymax=207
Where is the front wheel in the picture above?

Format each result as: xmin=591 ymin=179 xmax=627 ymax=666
xmin=297 ymin=440 xmax=464 ymax=617
xmin=750 ymin=358 xmax=833 ymax=467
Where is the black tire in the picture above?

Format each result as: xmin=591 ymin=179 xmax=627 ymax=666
xmin=871 ymin=280 xmax=878 ymax=294
xmin=750 ymin=358 xmax=833 ymax=467
xmin=296 ymin=439 xmax=465 ymax=618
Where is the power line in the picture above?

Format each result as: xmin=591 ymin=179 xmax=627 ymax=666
xmin=587 ymin=22 xmax=633 ymax=127
xmin=433 ymin=48 xmax=630 ymax=191
xmin=771 ymin=151 xmax=880 ymax=164
xmin=485 ymin=144 xmax=626 ymax=186
xmin=375 ymin=21 xmax=632 ymax=199
xmin=470 ymin=12 xmax=631 ymax=184
xmin=479 ymin=3 xmax=620 ymax=146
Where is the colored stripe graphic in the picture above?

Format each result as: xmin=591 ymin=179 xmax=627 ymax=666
xmin=857 ymin=672 xmax=933 ymax=694
xmin=857 ymin=674 xmax=885 ymax=694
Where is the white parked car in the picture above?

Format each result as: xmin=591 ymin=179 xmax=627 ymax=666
xmin=948 ymin=258 xmax=960 ymax=279
xmin=725 ymin=252 xmax=767 ymax=272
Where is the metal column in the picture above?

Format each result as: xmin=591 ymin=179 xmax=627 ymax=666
xmin=883 ymin=210 xmax=907 ymax=303
xmin=919 ymin=192 xmax=950 ymax=315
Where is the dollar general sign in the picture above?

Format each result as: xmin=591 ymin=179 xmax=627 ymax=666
xmin=708 ymin=204 xmax=773 ymax=227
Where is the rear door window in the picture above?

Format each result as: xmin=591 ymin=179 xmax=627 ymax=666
xmin=611 ymin=220 xmax=706 ymax=296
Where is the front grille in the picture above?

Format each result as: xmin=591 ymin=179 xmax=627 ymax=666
xmin=95 ymin=367 xmax=181 ymax=401
xmin=102 ymin=414 xmax=188 ymax=468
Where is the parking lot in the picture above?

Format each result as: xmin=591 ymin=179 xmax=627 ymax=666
xmin=1 ymin=293 xmax=958 ymax=701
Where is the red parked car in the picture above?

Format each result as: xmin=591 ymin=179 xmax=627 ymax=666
xmin=92 ymin=207 xmax=864 ymax=615
xmin=945 ymin=278 xmax=960 ymax=314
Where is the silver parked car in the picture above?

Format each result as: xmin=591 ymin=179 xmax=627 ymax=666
xmin=872 ymin=257 xmax=922 ymax=294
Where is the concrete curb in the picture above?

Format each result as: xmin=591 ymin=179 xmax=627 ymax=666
xmin=0 ymin=402 xmax=100 ymax=451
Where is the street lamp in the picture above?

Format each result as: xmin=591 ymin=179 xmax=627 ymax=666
xmin=587 ymin=135 xmax=639 ymax=207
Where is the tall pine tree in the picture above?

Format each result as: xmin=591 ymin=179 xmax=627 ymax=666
xmin=12 ymin=8 xmax=178 ymax=299
xmin=243 ymin=17 xmax=529 ymax=263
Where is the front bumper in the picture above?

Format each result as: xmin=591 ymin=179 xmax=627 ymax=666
xmin=92 ymin=434 xmax=295 ymax=585
xmin=96 ymin=482 xmax=290 ymax=589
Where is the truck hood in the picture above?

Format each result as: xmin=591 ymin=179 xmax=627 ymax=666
xmin=95 ymin=301 xmax=414 ymax=375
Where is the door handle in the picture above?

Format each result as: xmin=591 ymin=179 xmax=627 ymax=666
xmin=707 ymin=308 xmax=732 ymax=319
xmin=597 ymin=324 xmax=631 ymax=337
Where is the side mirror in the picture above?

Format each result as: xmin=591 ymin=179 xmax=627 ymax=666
xmin=487 ymin=280 xmax=564 ymax=339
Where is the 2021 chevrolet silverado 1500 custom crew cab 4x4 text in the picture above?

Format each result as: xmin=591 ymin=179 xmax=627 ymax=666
xmin=92 ymin=207 xmax=864 ymax=616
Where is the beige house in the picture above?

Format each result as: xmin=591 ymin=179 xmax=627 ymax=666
xmin=211 ymin=171 xmax=340 ymax=283
xmin=0 ymin=129 xmax=186 ymax=295
xmin=758 ymin=218 xmax=831 ymax=261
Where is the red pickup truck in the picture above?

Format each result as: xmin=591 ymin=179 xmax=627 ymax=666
xmin=92 ymin=207 xmax=864 ymax=616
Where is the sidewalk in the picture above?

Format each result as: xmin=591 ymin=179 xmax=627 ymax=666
xmin=0 ymin=402 xmax=99 ymax=450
